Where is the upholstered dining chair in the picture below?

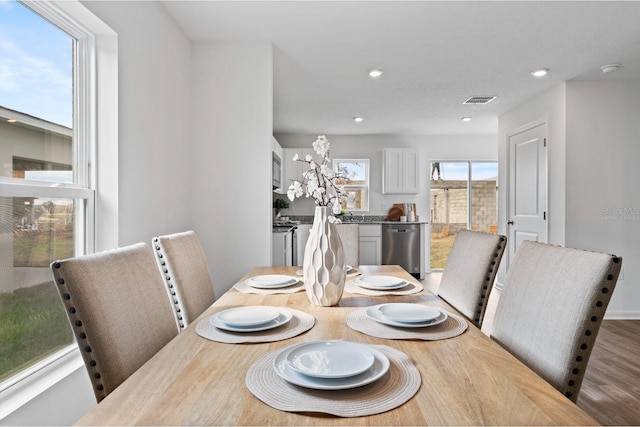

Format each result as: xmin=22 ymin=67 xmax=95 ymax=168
xmin=51 ymin=242 xmax=179 ymax=402
xmin=152 ymin=230 xmax=216 ymax=330
xmin=335 ymin=223 xmax=360 ymax=266
xmin=491 ymin=240 xmax=622 ymax=402
xmin=437 ymin=229 xmax=507 ymax=328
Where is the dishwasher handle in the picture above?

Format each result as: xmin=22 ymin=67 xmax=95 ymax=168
xmin=386 ymin=228 xmax=417 ymax=233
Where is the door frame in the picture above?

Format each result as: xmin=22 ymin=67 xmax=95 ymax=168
xmin=505 ymin=118 xmax=549 ymax=270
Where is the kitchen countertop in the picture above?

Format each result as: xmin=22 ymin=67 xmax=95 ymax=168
xmin=275 ymin=215 xmax=428 ymax=226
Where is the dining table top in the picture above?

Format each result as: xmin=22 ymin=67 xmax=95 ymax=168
xmin=75 ymin=265 xmax=598 ymax=426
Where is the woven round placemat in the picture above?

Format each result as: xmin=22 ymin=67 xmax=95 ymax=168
xmin=246 ymin=344 xmax=421 ymax=417
xmin=233 ymin=279 xmax=305 ymax=295
xmin=344 ymin=279 xmax=424 ymax=296
xmin=196 ymin=308 xmax=315 ymax=344
xmin=346 ymin=307 xmax=467 ymax=340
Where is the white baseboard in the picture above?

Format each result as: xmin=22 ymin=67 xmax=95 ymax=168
xmin=604 ymin=310 xmax=640 ymax=320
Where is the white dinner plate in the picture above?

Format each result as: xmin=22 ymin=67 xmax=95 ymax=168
xmin=210 ymin=308 xmax=292 ymax=332
xmin=365 ymin=304 xmax=448 ymax=328
xmin=377 ymin=303 xmax=441 ymax=323
xmin=353 ymin=275 xmax=408 ymax=290
xmin=286 ymin=341 xmax=375 ymax=379
xmin=273 ymin=341 xmax=390 ymax=390
xmin=245 ymin=275 xmax=298 ymax=289
xmin=217 ymin=306 xmax=281 ymax=326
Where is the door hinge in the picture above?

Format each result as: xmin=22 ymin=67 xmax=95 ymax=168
xmin=543 ymin=211 xmax=546 ymax=220
xmin=544 ymin=138 xmax=547 ymax=147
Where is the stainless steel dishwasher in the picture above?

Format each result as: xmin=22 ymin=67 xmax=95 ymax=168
xmin=381 ymin=223 xmax=421 ymax=277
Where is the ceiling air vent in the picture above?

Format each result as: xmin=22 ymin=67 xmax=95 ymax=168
xmin=463 ymin=96 xmax=496 ymax=105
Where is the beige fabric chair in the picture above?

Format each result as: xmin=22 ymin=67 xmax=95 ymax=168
xmin=152 ymin=230 xmax=216 ymax=330
xmin=336 ymin=223 xmax=360 ymax=266
xmin=491 ymin=240 xmax=622 ymax=402
xmin=51 ymin=242 xmax=179 ymax=402
xmin=437 ymin=229 xmax=507 ymax=327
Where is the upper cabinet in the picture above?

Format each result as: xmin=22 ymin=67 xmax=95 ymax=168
xmin=382 ymin=148 xmax=419 ymax=194
xmin=283 ymin=147 xmax=315 ymax=190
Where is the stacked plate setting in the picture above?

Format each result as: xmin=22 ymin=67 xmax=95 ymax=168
xmin=352 ymin=275 xmax=409 ymax=291
xmin=273 ymin=340 xmax=390 ymax=390
xmin=365 ymin=303 xmax=448 ymax=328
xmin=245 ymin=274 xmax=299 ymax=289
xmin=210 ymin=306 xmax=293 ymax=332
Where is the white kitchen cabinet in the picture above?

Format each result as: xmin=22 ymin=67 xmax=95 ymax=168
xmin=294 ymin=223 xmax=312 ymax=266
xmin=272 ymin=230 xmax=293 ymax=266
xmin=359 ymin=224 xmax=381 ymax=265
xmin=283 ymin=147 xmax=315 ymax=189
xmin=382 ymin=148 xmax=419 ymax=194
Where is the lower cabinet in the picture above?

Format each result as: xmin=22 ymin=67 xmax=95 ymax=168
xmin=359 ymin=224 xmax=381 ymax=265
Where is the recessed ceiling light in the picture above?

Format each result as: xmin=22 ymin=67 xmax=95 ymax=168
xmin=531 ymin=68 xmax=549 ymax=78
xmin=353 ymin=117 xmax=364 ymax=123
xmin=7 ymin=119 xmax=17 ymax=123
xmin=368 ymin=69 xmax=383 ymax=78
xmin=461 ymin=117 xmax=472 ymax=122
xmin=601 ymin=64 xmax=620 ymax=74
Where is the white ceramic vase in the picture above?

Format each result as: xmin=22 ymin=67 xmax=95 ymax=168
xmin=303 ymin=206 xmax=346 ymax=306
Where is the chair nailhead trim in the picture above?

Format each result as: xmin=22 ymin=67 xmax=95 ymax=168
xmin=155 ymin=240 xmax=187 ymax=330
xmin=58 ymin=278 xmax=65 ymax=285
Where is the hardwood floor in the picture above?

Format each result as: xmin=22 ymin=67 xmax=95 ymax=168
xmin=577 ymin=320 xmax=640 ymax=425
xmin=421 ymin=273 xmax=640 ymax=426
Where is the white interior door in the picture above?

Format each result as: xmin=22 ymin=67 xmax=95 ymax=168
xmin=507 ymin=122 xmax=548 ymax=265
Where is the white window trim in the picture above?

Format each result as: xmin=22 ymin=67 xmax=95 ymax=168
xmin=333 ymin=158 xmax=370 ymax=211
xmin=0 ymin=0 xmax=118 ymax=420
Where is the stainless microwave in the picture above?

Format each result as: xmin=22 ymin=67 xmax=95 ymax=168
xmin=272 ymin=151 xmax=282 ymax=190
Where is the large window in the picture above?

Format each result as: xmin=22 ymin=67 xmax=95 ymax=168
xmin=429 ymin=161 xmax=498 ymax=269
xmin=0 ymin=0 xmax=94 ymax=388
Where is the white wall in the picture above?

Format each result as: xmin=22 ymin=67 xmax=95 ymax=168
xmin=191 ymin=42 xmax=273 ymax=297
xmin=497 ymin=83 xmax=566 ymax=285
xmin=565 ymin=80 xmax=640 ymax=318
xmin=275 ymin=133 xmax=498 ymax=220
xmin=85 ymin=0 xmax=193 ymax=248
xmin=498 ymin=80 xmax=639 ymax=318
xmin=498 ymin=83 xmax=567 ymax=247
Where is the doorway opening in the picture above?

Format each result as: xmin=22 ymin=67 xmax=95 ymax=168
xmin=429 ymin=161 xmax=498 ymax=269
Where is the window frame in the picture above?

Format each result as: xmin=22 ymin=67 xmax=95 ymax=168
xmin=333 ymin=158 xmax=370 ymax=212
xmin=0 ymin=0 xmax=102 ymax=413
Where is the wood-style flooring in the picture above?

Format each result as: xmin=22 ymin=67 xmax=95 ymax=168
xmin=421 ymin=273 xmax=640 ymax=426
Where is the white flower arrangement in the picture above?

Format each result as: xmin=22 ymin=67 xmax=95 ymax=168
xmin=287 ymin=135 xmax=344 ymax=220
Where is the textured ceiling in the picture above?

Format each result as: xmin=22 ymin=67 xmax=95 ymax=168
xmin=162 ymin=1 xmax=640 ymax=136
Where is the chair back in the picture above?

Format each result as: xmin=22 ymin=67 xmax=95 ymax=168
xmin=335 ymin=223 xmax=360 ymax=266
xmin=153 ymin=230 xmax=215 ymax=330
xmin=51 ymin=243 xmax=179 ymax=402
xmin=437 ymin=229 xmax=507 ymax=327
xmin=491 ymin=240 xmax=622 ymax=401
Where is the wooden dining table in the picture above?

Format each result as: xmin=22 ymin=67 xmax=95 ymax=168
xmin=76 ymin=265 xmax=598 ymax=426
